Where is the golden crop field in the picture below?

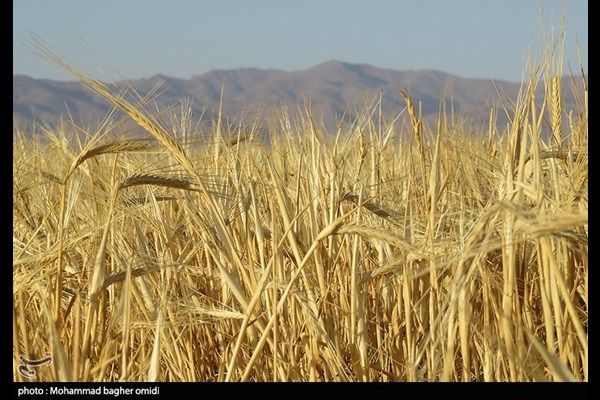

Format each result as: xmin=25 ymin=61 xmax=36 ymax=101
xmin=13 ymin=33 xmax=587 ymax=382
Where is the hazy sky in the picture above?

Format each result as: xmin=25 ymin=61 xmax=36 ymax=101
xmin=13 ymin=0 xmax=587 ymax=82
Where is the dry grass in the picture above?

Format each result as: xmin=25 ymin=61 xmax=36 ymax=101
xmin=13 ymin=31 xmax=587 ymax=382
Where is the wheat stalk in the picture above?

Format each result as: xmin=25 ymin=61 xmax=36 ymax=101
xmin=550 ymin=75 xmax=563 ymax=150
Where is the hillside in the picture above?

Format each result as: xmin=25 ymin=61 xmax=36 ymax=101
xmin=13 ymin=60 xmax=581 ymax=136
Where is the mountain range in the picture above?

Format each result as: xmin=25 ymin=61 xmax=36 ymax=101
xmin=13 ymin=60 xmax=581 ymax=137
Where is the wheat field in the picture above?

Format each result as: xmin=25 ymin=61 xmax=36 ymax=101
xmin=13 ymin=34 xmax=587 ymax=382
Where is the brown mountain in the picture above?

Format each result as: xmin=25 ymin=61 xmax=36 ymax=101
xmin=13 ymin=60 xmax=581 ymax=137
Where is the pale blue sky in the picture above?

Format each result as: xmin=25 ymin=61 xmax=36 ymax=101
xmin=13 ymin=0 xmax=587 ymax=82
